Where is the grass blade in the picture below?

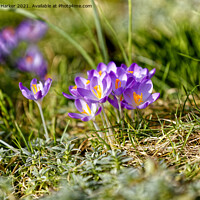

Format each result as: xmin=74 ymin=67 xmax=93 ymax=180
xmin=90 ymin=0 xmax=109 ymax=63
xmin=128 ymin=0 xmax=133 ymax=65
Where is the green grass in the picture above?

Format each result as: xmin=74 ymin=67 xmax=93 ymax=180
xmin=0 ymin=0 xmax=200 ymax=199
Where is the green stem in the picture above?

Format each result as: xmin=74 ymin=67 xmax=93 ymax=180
xmin=117 ymin=96 xmax=124 ymax=127
xmin=101 ymin=104 xmax=115 ymax=145
xmin=36 ymin=101 xmax=49 ymax=141
xmin=128 ymin=0 xmax=132 ymax=65
xmin=114 ymin=108 xmax=120 ymax=123
xmin=92 ymin=120 xmax=104 ymax=138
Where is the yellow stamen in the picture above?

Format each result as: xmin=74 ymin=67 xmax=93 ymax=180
xmin=115 ymin=79 xmax=121 ymax=89
xmin=86 ymin=80 xmax=90 ymax=84
xmin=73 ymin=85 xmax=77 ymax=89
xmin=133 ymin=92 xmax=143 ymax=105
xmin=92 ymin=85 xmax=102 ymax=99
xmin=128 ymin=71 xmax=133 ymax=74
xmin=120 ymin=95 xmax=123 ymax=102
xmin=98 ymin=71 xmax=102 ymax=76
xmin=31 ymin=84 xmax=38 ymax=94
xmin=81 ymin=104 xmax=91 ymax=115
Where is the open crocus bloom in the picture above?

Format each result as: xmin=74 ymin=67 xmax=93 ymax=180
xmin=77 ymin=74 xmax=112 ymax=103
xmin=68 ymin=99 xmax=102 ymax=121
xmin=19 ymin=78 xmax=52 ymax=102
xmin=62 ymin=76 xmax=91 ymax=100
xmin=122 ymin=63 xmax=156 ymax=82
xmin=123 ymin=79 xmax=160 ymax=109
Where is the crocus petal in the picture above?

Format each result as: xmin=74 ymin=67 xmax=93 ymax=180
xmin=107 ymin=61 xmax=117 ymax=73
xmin=149 ymin=68 xmax=156 ymax=78
xmin=81 ymin=116 xmax=93 ymax=122
xmin=108 ymin=96 xmax=119 ymax=109
xmin=137 ymin=79 xmax=153 ymax=101
xmin=137 ymin=93 xmax=160 ymax=109
xmin=43 ymin=78 xmax=52 ymax=96
xmin=77 ymin=88 xmax=97 ymax=100
xmin=114 ymin=87 xmax=124 ymax=96
xmin=120 ymin=63 xmax=127 ymax=70
xmin=75 ymin=77 xmax=87 ymax=88
xmin=95 ymin=106 xmax=102 ymax=116
xmin=19 ymin=82 xmax=34 ymax=100
xmin=75 ymin=99 xmax=85 ymax=113
xmin=68 ymin=113 xmax=85 ymax=119
xmin=99 ymin=96 xmax=107 ymax=103
xmin=123 ymin=88 xmax=134 ymax=105
xmin=62 ymin=92 xmax=77 ymax=100
xmin=124 ymin=103 xmax=136 ymax=110
xmin=137 ymin=102 xmax=149 ymax=109
xmin=34 ymin=90 xmax=43 ymax=100
xmin=97 ymin=62 xmax=107 ymax=72
xmin=30 ymin=78 xmax=37 ymax=88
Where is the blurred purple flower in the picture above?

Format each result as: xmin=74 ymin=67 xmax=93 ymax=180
xmin=62 ymin=76 xmax=91 ymax=100
xmin=17 ymin=46 xmax=47 ymax=79
xmin=122 ymin=63 xmax=156 ymax=82
xmin=68 ymin=99 xmax=102 ymax=121
xmin=17 ymin=20 xmax=47 ymax=42
xmin=123 ymin=79 xmax=160 ymax=110
xmin=1 ymin=27 xmax=18 ymax=50
xmin=0 ymin=27 xmax=18 ymax=60
xmin=19 ymin=78 xmax=52 ymax=102
xmin=77 ymin=74 xmax=112 ymax=103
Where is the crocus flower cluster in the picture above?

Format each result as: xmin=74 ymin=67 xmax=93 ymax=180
xmin=63 ymin=62 xmax=160 ymax=123
xmin=0 ymin=19 xmax=48 ymax=79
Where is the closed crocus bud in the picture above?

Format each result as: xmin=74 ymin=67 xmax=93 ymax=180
xmin=17 ymin=19 xmax=47 ymax=42
xmin=17 ymin=46 xmax=47 ymax=79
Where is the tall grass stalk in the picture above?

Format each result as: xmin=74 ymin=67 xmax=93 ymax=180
xmin=36 ymin=102 xmax=49 ymax=141
xmin=91 ymin=0 xmax=109 ymax=63
xmin=128 ymin=0 xmax=132 ymax=65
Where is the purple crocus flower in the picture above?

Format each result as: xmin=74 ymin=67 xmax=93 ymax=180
xmin=17 ymin=20 xmax=47 ymax=42
xmin=62 ymin=76 xmax=91 ymax=100
xmin=77 ymin=74 xmax=112 ymax=103
xmin=87 ymin=61 xmax=117 ymax=80
xmin=19 ymin=78 xmax=52 ymax=102
xmin=17 ymin=46 xmax=47 ymax=79
xmin=1 ymin=27 xmax=18 ymax=50
xmin=123 ymin=79 xmax=160 ymax=110
xmin=68 ymin=99 xmax=102 ymax=121
xmin=122 ymin=63 xmax=156 ymax=82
